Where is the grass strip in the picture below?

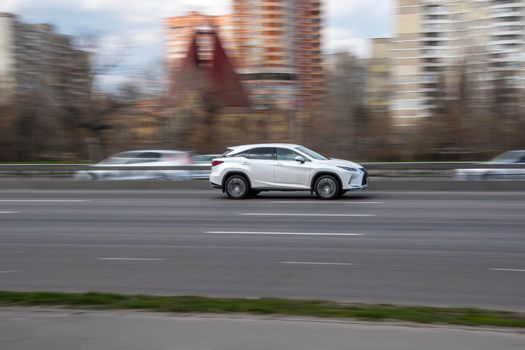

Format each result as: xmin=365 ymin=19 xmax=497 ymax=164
xmin=0 ymin=291 xmax=524 ymax=328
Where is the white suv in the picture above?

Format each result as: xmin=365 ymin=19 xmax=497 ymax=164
xmin=210 ymin=144 xmax=368 ymax=200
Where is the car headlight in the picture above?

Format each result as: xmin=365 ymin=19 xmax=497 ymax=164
xmin=337 ymin=166 xmax=358 ymax=172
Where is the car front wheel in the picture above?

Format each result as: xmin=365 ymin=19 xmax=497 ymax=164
xmin=314 ymin=175 xmax=340 ymax=200
xmin=225 ymin=175 xmax=250 ymax=199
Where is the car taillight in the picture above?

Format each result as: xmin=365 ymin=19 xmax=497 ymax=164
xmin=211 ymin=160 xmax=224 ymax=167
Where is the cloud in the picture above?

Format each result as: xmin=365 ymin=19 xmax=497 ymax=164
xmin=325 ymin=0 xmax=393 ymax=38
xmin=1 ymin=0 xmax=392 ymax=88
xmin=324 ymin=27 xmax=369 ymax=57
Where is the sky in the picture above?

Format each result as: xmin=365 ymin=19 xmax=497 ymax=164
xmin=0 ymin=0 xmax=394 ymax=88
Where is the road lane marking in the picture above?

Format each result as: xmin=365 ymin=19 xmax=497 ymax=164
xmin=489 ymin=268 xmax=525 ymax=273
xmin=0 ymin=199 xmax=89 ymax=202
xmin=281 ymin=261 xmax=355 ymax=266
xmin=205 ymin=231 xmax=364 ymax=237
xmin=269 ymin=201 xmax=385 ymax=204
xmin=0 ymin=270 xmax=19 ymax=274
xmin=97 ymin=258 xmax=165 ymax=261
xmin=0 ymin=211 xmax=20 ymax=214
xmin=240 ymin=213 xmax=375 ymax=217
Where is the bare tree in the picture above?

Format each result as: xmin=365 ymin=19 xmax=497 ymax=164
xmin=63 ymin=32 xmax=132 ymax=161
xmin=312 ymin=52 xmax=370 ymax=159
xmin=413 ymin=63 xmax=525 ymax=161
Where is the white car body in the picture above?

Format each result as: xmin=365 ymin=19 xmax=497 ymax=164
xmin=75 ymin=150 xmax=193 ymax=181
xmin=210 ymin=144 xmax=367 ymax=198
xmin=455 ymin=150 xmax=525 ymax=180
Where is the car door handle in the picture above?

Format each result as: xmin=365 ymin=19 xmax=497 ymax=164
xmin=276 ymin=163 xmax=284 ymax=167
xmin=242 ymin=162 xmax=249 ymax=166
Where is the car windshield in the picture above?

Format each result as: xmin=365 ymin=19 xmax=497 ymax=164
xmin=295 ymin=146 xmax=328 ymax=160
xmin=490 ymin=151 xmax=525 ymax=163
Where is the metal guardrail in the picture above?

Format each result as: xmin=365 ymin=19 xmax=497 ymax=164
xmin=0 ymin=164 xmax=211 ymax=179
xmin=0 ymin=162 xmax=525 ymax=173
xmin=1 ymin=163 xmax=525 ymax=172
xmin=363 ymin=162 xmax=525 ymax=170
xmin=0 ymin=164 xmax=208 ymax=172
xmin=1 ymin=164 xmax=525 ymax=191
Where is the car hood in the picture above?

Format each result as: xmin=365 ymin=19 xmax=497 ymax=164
xmin=323 ymin=158 xmax=363 ymax=169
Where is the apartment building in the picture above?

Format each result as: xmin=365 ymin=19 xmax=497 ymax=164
xmin=0 ymin=13 xmax=89 ymax=106
xmin=391 ymin=0 xmax=525 ymax=127
xmin=233 ymin=0 xmax=322 ymax=111
xmin=367 ymin=38 xmax=391 ymax=113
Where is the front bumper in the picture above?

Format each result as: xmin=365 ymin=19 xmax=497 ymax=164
xmin=342 ymin=168 xmax=368 ymax=190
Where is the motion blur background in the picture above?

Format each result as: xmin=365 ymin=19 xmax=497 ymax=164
xmin=0 ymin=0 xmax=523 ymax=162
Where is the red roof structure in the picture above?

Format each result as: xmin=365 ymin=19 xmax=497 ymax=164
xmin=170 ymin=30 xmax=250 ymax=108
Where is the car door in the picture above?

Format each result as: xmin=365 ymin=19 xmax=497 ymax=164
xmin=244 ymin=147 xmax=277 ymax=188
xmin=274 ymin=148 xmax=312 ymax=189
xmin=129 ymin=152 xmax=161 ymax=179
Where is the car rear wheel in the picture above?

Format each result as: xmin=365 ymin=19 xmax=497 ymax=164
xmin=314 ymin=175 xmax=340 ymax=200
xmin=225 ymin=175 xmax=250 ymax=199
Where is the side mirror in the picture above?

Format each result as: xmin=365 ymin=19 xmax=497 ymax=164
xmin=294 ymin=156 xmax=306 ymax=164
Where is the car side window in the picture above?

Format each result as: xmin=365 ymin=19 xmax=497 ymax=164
xmin=277 ymin=148 xmax=302 ymax=161
xmin=231 ymin=151 xmax=249 ymax=158
xmin=128 ymin=152 xmax=161 ymax=164
xmin=247 ymin=148 xmax=276 ymax=160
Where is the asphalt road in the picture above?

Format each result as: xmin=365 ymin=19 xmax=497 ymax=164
xmin=2 ymin=309 xmax=524 ymax=350
xmin=0 ymin=189 xmax=524 ymax=310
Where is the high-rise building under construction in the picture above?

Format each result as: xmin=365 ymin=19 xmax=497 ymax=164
xmin=233 ymin=0 xmax=322 ymax=111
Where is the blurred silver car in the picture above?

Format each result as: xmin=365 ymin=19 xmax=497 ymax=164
xmin=75 ymin=150 xmax=193 ymax=181
xmin=191 ymin=154 xmax=220 ymax=180
xmin=455 ymin=150 xmax=525 ymax=180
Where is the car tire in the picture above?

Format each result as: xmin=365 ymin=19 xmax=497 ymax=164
xmin=314 ymin=175 xmax=340 ymax=200
xmin=225 ymin=175 xmax=250 ymax=199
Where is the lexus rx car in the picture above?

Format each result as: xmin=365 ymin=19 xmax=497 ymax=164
xmin=210 ymin=144 xmax=368 ymax=199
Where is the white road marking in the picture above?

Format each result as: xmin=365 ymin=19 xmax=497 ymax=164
xmin=489 ymin=268 xmax=525 ymax=273
xmin=240 ymin=213 xmax=375 ymax=217
xmin=205 ymin=231 xmax=364 ymax=237
xmin=0 ymin=199 xmax=89 ymax=202
xmin=0 ymin=211 xmax=20 ymax=214
xmin=97 ymin=258 xmax=165 ymax=261
xmin=0 ymin=270 xmax=19 ymax=274
xmin=281 ymin=261 xmax=355 ymax=266
xmin=269 ymin=201 xmax=385 ymax=204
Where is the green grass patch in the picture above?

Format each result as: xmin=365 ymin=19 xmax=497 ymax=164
xmin=0 ymin=291 xmax=524 ymax=328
